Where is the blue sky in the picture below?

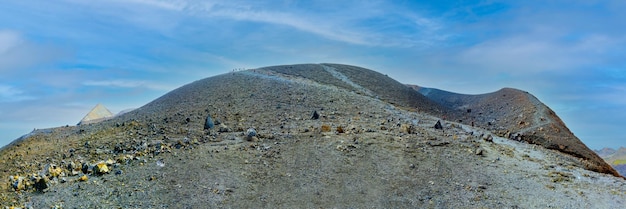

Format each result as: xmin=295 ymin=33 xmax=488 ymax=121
xmin=1 ymin=0 xmax=625 ymax=150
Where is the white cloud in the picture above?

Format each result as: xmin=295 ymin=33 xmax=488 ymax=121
xmin=82 ymin=79 xmax=175 ymax=91
xmin=81 ymin=0 xmax=444 ymax=47
xmin=0 ymin=84 xmax=35 ymax=102
xmin=209 ymin=8 xmax=374 ymax=46
xmin=0 ymin=30 xmax=22 ymax=53
xmin=0 ymin=30 xmax=65 ymax=73
xmin=442 ymin=32 xmax=622 ymax=75
xmin=124 ymin=0 xmax=188 ymax=11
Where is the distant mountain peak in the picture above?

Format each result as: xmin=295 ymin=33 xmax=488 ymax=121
xmin=78 ymin=103 xmax=113 ymax=125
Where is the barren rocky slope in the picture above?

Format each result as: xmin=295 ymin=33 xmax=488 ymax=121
xmin=1 ymin=64 xmax=625 ymax=208
xmin=411 ymin=86 xmax=620 ymax=177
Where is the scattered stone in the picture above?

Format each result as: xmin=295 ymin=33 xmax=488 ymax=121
xmin=115 ymin=170 xmax=123 ymax=175
xmin=336 ymin=144 xmax=357 ymax=152
xmin=218 ymin=124 xmax=231 ymax=133
xmin=78 ymin=175 xmax=88 ymax=182
xmin=246 ymin=128 xmax=257 ymax=141
xmin=81 ymin=163 xmax=91 ymax=174
xmin=33 ymin=176 xmax=48 ymax=192
xmin=428 ymin=141 xmax=450 ymax=147
xmin=105 ymin=159 xmax=116 ymax=165
xmin=204 ymin=115 xmax=215 ymax=129
xmin=156 ymin=159 xmax=165 ymax=167
xmin=336 ymin=126 xmax=344 ymax=133
xmin=67 ymin=161 xmax=80 ymax=176
xmin=311 ymin=110 xmax=320 ymax=120
xmin=10 ymin=175 xmax=25 ymax=191
xmin=434 ymin=120 xmax=443 ymax=130
xmin=321 ymin=124 xmax=331 ymax=132
xmin=475 ymin=148 xmax=484 ymax=156
xmin=44 ymin=164 xmax=63 ymax=178
xmin=400 ymin=124 xmax=414 ymax=134
xmin=483 ymin=134 xmax=494 ymax=143
xmin=246 ymin=128 xmax=257 ymax=137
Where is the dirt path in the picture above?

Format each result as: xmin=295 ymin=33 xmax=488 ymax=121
xmin=321 ymin=64 xmax=376 ymax=97
xmin=516 ymin=94 xmax=553 ymax=134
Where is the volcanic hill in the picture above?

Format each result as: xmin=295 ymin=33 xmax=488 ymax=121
xmin=1 ymin=64 xmax=624 ymax=208
xmin=410 ymin=86 xmax=619 ymax=177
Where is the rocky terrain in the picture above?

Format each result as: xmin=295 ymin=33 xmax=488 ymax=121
xmin=1 ymin=63 xmax=625 ymax=208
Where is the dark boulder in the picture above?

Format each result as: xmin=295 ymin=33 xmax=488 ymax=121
xmin=204 ymin=115 xmax=215 ymax=129
xmin=311 ymin=110 xmax=320 ymax=120
xmin=434 ymin=120 xmax=443 ymax=130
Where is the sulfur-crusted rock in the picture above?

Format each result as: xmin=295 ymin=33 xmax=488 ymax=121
xmin=43 ymin=164 xmax=63 ymax=178
xmin=94 ymin=162 xmax=109 ymax=175
xmin=9 ymin=176 xmax=25 ymax=191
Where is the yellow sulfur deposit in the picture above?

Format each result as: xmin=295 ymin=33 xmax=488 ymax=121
xmin=95 ymin=162 xmax=109 ymax=174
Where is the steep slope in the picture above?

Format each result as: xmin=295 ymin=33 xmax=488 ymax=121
xmin=414 ymin=86 xmax=620 ymax=177
xmin=1 ymin=64 xmax=624 ymax=208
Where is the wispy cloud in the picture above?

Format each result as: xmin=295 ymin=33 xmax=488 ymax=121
xmin=0 ymin=84 xmax=35 ymax=102
xmin=452 ymin=36 xmax=603 ymax=73
xmin=84 ymin=0 xmax=447 ymax=47
xmin=122 ymin=0 xmax=188 ymax=11
xmin=82 ymin=79 xmax=175 ymax=91
xmin=0 ymin=30 xmax=65 ymax=73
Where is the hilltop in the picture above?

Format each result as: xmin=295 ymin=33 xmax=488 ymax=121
xmin=1 ymin=64 xmax=624 ymax=208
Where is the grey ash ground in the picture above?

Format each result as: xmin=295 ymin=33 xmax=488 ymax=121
xmin=1 ymin=64 xmax=625 ymax=208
